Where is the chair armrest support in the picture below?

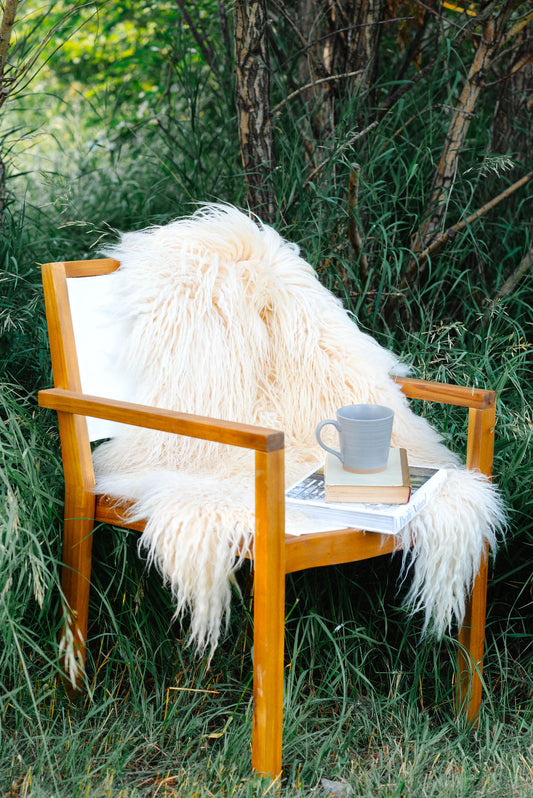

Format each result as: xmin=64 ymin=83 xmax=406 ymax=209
xmin=395 ymin=377 xmax=496 ymax=477
xmin=38 ymin=388 xmax=284 ymax=453
xmin=395 ymin=376 xmax=496 ymax=410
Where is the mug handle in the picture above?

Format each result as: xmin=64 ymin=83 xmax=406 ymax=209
xmin=315 ymin=419 xmax=344 ymax=464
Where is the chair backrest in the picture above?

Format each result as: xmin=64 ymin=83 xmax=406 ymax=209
xmin=42 ymin=260 xmax=134 ymax=442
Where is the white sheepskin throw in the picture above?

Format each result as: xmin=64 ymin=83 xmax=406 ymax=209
xmin=94 ymin=204 xmax=506 ymax=657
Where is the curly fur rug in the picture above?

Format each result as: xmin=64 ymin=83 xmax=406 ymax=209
xmin=93 ymin=204 xmax=506 ymax=656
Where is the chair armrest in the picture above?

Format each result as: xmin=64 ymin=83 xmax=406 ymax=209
xmin=394 ymin=377 xmax=496 ymax=475
xmin=395 ymin=376 xmax=496 ymax=409
xmin=38 ymin=388 xmax=284 ymax=453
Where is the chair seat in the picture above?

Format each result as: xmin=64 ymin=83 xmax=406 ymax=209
xmin=94 ymin=494 xmax=404 ymax=574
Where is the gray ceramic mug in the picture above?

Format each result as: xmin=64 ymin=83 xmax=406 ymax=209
xmin=316 ymin=404 xmax=394 ymax=473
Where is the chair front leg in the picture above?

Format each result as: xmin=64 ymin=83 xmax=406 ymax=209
xmin=456 ymin=545 xmax=488 ymax=721
xmin=60 ymin=482 xmax=96 ymax=691
xmin=252 ymin=448 xmax=286 ymax=779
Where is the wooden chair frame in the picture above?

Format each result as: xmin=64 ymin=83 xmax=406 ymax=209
xmin=38 ymin=259 xmax=497 ymax=778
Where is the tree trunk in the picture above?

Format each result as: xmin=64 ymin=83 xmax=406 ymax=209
xmin=333 ymin=0 xmax=386 ymax=98
xmin=411 ymin=2 xmax=531 ymax=258
xmin=412 ymin=16 xmax=498 ymax=255
xmin=0 ymin=156 xmax=5 ymax=220
xmin=294 ymin=0 xmax=335 ymax=146
xmin=0 ymin=0 xmax=19 ymax=88
xmin=382 ymin=2 xmax=532 ymax=325
xmin=234 ymin=0 xmax=276 ymax=222
xmin=491 ymin=23 xmax=533 ymax=167
xmin=0 ymin=0 xmax=20 ymax=222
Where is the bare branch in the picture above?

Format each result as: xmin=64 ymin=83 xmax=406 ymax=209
xmin=175 ymin=0 xmax=220 ymax=79
xmin=2 ymin=3 xmax=97 ymax=106
xmin=484 ymin=51 xmax=533 ymax=86
xmin=413 ymin=172 xmax=533 ymax=266
xmin=500 ymin=7 xmax=533 ymax=47
xmin=217 ymin=0 xmax=233 ymax=81
xmin=269 ymin=0 xmax=330 ymax=81
xmin=272 ymin=70 xmax=363 ymax=115
xmin=302 ymin=122 xmax=378 ymax=187
xmin=347 ymin=163 xmax=369 ymax=280
xmin=411 ymin=15 xmax=499 ymax=255
xmin=493 ymin=244 xmax=533 ymax=302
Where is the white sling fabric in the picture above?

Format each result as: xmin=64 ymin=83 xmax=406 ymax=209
xmin=67 ymin=272 xmax=134 ymax=441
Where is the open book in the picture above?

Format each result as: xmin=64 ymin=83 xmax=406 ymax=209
xmin=286 ymin=464 xmax=447 ymax=535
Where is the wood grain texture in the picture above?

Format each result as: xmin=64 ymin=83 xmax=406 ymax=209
xmin=57 ymin=259 xmax=120 ymax=278
xmin=285 ymin=527 xmax=402 ymax=573
xmin=456 ymin=403 xmax=497 ymax=722
xmin=395 ymin=376 xmax=496 ymax=409
xmin=41 ymin=261 xmax=96 ymax=689
xmin=466 ymin=405 xmax=496 ymax=475
xmin=457 ymin=548 xmax=489 ymax=722
xmin=38 ymin=388 xmax=285 ymax=453
xmin=60 ymin=485 xmax=96 ymax=688
xmin=252 ymin=448 xmax=285 ymax=777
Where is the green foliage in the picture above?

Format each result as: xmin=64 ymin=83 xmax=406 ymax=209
xmin=0 ymin=2 xmax=532 ymax=793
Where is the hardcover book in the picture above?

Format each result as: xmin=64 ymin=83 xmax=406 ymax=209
xmin=285 ymin=463 xmax=447 ymax=535
xmin=324 ymin=448 xmax=411 ymax=504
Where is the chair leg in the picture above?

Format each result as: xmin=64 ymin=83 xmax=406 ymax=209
xmin=59 ymin=485 xmax=96 ymax=691
xmin=251 ymin=564 xmax=285 ymax=778
xmin=456 ymin=546 xmax=488 ymax=723
xmin=252 ymin=449 xmax=285 ymax=779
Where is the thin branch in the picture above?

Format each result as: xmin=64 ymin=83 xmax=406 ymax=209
xmin=269 ymin=0 xmax=330 ymax=80
xmin=411 ymin=15 xmax=499 ymax=255
xmin=293 ymin=15 xmax=418 ymax=49
xmin=217 ymin=0 xmax=233 ymax=81
xmin=493 ymin=244 xmax=533 ymax=302
xmin=393 ymin=6 xmax=432 ymax=85
xmin=302 ymin=121 xmax=379 ymax=187
xmin=381 ymin=54 xmax=439 ymax=114
xmin=414 ymin=172 xmax=532 ymax=266
xmin=347 ymin=163 xmax=369 ymax=280
xmin=175 ymin=0 xmax=220 ymax=79
xmin=272 ymin=70 xmax=363 ymax=115
xmin=413 ymin=0 xmax=495 ymax=38
xmin=2 ymin=3 xmax=97 ymax=106
xmin=482 ymin=242 xmax=533 ymax=325
xmin=499 ymin=7 xmax=533 ymax=47
xmin=381 ymin=0 xmax=495 ymax=115
xmin=484 ymin=51 xmax=533 ymax=86
xmin=389 ymin=104 xmax=447 ymax=141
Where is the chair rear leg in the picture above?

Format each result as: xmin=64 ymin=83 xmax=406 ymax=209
xmin=457 ymin=403 xmax=495 ymax=722
xmin=60 ymin=485 xmax=96 ymax=691
xmin=456 ymin=547 xmax=488 ymax=723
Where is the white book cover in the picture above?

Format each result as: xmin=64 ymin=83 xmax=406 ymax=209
xmin=285 ymin=464 xmax=447 ymax=535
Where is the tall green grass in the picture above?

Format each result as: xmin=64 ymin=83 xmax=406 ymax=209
xmin=1 ymin=17 xmax=532 ymax=795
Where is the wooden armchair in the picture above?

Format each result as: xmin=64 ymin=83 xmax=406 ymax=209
xmin=38 ymin=258 xmax=497 ymax=779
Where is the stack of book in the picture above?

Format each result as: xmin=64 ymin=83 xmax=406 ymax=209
xmin=285 ymin=448 xmax=446 ymax=535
